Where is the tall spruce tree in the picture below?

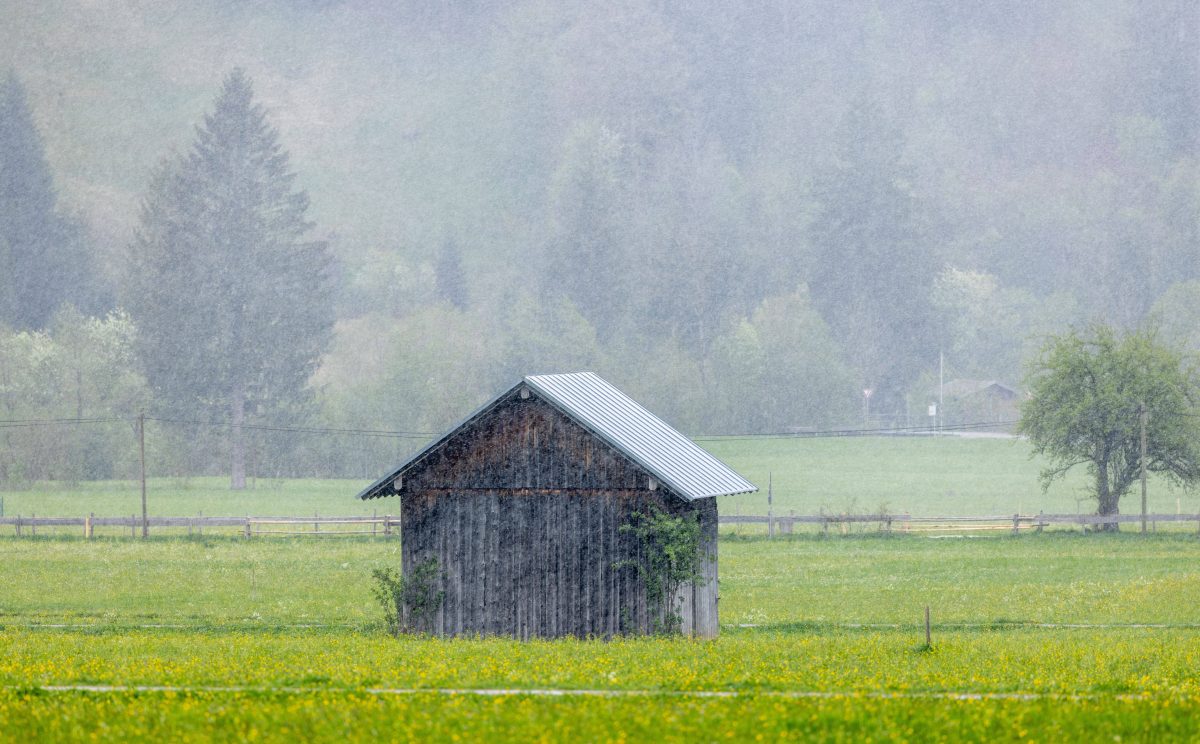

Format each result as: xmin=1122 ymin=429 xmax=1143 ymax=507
xmin=808 ymin=96 xmax=941 ymax=421
xmin=0 ymin=72 xmax=102 ymax=329
xmin=126 ymin=69 xmax=333 ymax=489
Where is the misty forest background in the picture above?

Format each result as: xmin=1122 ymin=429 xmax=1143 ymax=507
xmin=0 ymin=1 xmax=1197 ymax=485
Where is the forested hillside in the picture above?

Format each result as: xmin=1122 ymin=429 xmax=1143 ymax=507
xmin=0 ymin=1 xmax=1196 ymax=481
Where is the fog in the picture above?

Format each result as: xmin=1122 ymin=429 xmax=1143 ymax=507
xmin=0 ymin=1 xmax=1196 ymax=482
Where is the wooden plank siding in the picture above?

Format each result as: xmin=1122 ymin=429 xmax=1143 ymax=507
xmin=398 ymin=394 xmax=719 ymax=639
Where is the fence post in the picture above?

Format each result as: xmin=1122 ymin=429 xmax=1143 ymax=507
xmin=85 ymin=513 xmax=93 ymax=539
xmin=384 ymin=515 xmax=391 ymax=537
xmin=767 ymin=472 xmax=774 ymax=539
xmin=131 ymin=515 xmax=136 ymax=538
xmin=373 ymin=509 xmax=377 ymax=537
xmin=244 ymin=518 xmax=251 ymax=539
xmin=15 ymin=515 xmax=20 ymax=538
xmin=314 ymin=512 xmax=319 ymax=534
xmin=1012 ymin=513 xmax=1020 ymax=535
xmin=31 ymin=512 xmax=35 ymax=537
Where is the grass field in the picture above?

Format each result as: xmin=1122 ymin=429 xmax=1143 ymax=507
xmin=3 ymin=435 xmax=1198 ymax=521
xmin=702 ymin=434 xmax=1195 ymax=517
xmin=2 ymin=533 xmax=1199 ymax=741
xmin=3 ymin=436 xmax=1200 ymax=741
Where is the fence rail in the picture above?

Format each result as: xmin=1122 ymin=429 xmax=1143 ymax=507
xmin=0 ymin=514 xmax=399 ymax=538
xmin=4 ymin=511 xmax=1200 ymax=538
xmin=725 ymin=511 xmax=1200 ymax=535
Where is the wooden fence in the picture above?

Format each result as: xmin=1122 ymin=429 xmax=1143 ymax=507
xmin=0 ymin=514 xmax=398 ymax=538
xmin=2 ymin=512 xmax=1199 ymax=538
xmin=725 ymin=512 xmax=1200 ymax=535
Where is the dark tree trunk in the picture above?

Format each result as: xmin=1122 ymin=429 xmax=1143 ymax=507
xmin=230 ymin=384 xmax=246 ymax=490
xmin=1096 ymin=461 xmax=1120 ymax=532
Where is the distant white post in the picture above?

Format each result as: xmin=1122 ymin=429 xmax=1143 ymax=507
xmin=767 ymin=472 xmax=774 ymax=539
xmin=938 ymin=349 xmax=944 ymax=431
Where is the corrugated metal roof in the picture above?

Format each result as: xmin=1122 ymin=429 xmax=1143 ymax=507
xmin=357 ymin=372 xmax=757 ymax=501
xmin=525 ymin=373 xmax=757 ymax=501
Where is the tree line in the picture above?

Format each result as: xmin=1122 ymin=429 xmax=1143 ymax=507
xmin=1 ymin=0 xmax=1197 ymax=490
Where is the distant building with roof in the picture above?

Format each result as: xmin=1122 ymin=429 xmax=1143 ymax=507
xmin=358 ymin=372 xmax=756 ymax=639
xmin=937 ymin=379 xmax=1020 ymax=428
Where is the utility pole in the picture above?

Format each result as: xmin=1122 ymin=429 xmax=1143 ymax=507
xmin=139 ymin=412 xmax=148 ymax=539
xmin=938 ymin=349 xmax=944 ymax=433
xmin=1140 ymin=403 xmax=1148 ymax=534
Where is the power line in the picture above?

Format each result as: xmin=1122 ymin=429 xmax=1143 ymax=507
xmin=0 ymin=415 xmax=433 ymax=438
xmin=0 ymin=414 xmax=1020 ymax=441
xmin=143 ymin=416 xmax=435 ymax=439
xmin=0 ymin=416 xmax=128 ymax=429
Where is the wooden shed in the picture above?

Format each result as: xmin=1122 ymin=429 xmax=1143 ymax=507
xmin=357 ymin=372 xmax=756 ymax=639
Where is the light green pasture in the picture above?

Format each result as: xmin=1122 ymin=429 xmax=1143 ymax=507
xmin=5 ymin=436 xmax=1198 ymax=522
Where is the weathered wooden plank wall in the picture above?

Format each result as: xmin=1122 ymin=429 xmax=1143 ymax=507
xmin=399 ymin=393 xmax=718 ymax=638
xmin=406 ymin=394 xmax=646 ymax=491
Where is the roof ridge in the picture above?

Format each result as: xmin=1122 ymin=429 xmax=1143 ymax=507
xmin=356 ymin=372 xmax=756 ymax=501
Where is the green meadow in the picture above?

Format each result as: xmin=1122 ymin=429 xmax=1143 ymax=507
xmin=3 ymin=436 xmax=1200 ymax=741
xmin=4 ymin=435 xmax=1197 ymax=522
xmin=2 ymin=534 xmax=1200 ymax=741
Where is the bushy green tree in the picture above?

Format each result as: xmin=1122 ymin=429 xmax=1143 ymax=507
xmin=1019 ymin=323 xmax=1200 ymax=527
xmin=312 ymin=307 xmax=497 ymax=477
xmin=0 ymin=308 xmax=147 ymax=483
xmin=125 ymin=69 xmax=333 ymax=489
xmin=494 ymin=290 xmax=601 ymax=382
xmin=931 ymin=267 xmax=1080 ymax=386
xmin=708 ymin=288 xmax=856 ymax=433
